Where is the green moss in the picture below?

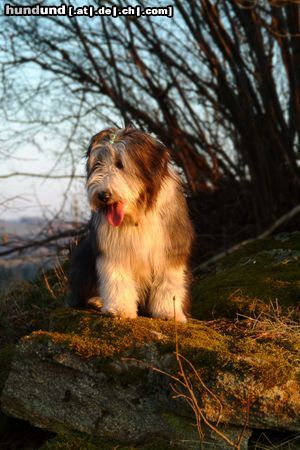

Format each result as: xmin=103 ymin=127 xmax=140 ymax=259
xmin=226 ymin=337 xmax=297 ymax=388
xmin=0 ymin=344 xmax=15 ymax=393
xmin=41 ymin=432 xmax=179 ymax=450
xmin=162 ymin=412 xmax=199 ymax=441
xmin=192 ymin=233 xmax=300 ymax=320
xmin=22 ymin=308 xmax=299 ymax=392
xmin=41 ymin=432 xmax=121 ymax=450
xmin=36 ymin=310 xmax=230 ymax=371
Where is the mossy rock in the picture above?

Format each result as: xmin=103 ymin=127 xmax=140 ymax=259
xmin=46 ymin=308 xmax=229 ymax=373
xmin=192 ymin=232 xmax=300 ymax=320
xmin=41 ymin=431 xmax=183 ymax=450
xmin=1 ymin=308 xmax=300 ymax=443
xmin=42 ymin=308 xmax=299 ymax=389
xmin=1 ymin=235 xmax=300 ymax=448
xmin=41 ymin=427 xmax=250 ymax=450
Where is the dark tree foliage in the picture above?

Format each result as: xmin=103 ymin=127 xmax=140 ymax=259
xmin=1 ymin=0 xmax=300 ymax=231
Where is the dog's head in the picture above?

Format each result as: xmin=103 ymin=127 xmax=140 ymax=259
xmin=86 ymin=127 xmax=170 ymax=226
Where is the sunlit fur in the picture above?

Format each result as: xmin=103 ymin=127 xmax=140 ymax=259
xmin=69 ymin=127 xmax=194 ymax=322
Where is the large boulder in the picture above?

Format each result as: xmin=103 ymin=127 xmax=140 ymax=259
xmin=1 ymin=233 xmax=300 ymax=448
xmin=1 ymin=308 xmax=299 ymax=448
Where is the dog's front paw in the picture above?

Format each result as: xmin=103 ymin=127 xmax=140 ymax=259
xmin=101 ymin=306 xmax=138 ymax=320
xmin=173 ymin=313 xmax=187 ymax=323
xmin=86 ymin=297 xmax=103 ymax=310
xmin=151 ymin=310 xmax=187 ymax=323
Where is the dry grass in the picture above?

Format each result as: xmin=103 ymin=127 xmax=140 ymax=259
xmin=251 ymin=430 xmax=300 ymax=449
xmin=237 ymin=299 xmax=300 ymax=342
xmin=0 ymin=257 xmax=67 ymax=345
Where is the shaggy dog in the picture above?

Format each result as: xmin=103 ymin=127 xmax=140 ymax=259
xmin=69 ymin=127 xmax=194 ymax=322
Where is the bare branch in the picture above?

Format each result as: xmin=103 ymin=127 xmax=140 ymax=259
xmin=0 ymin=172 xmax=84 ymax=179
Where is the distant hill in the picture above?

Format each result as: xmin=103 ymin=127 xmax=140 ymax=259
xmin=0 ymin=217 xmax=74 ymax=291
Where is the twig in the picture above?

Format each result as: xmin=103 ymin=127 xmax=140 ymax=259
xmin=0 ymin=226 xmax=86 ymax=257
xmin=0 ymin=172 xmax=84 ymax=179
xmin=153 ymin=301 xmax=251 ymax=449
xmin=174 ymin=353 xmax=236 ymax=448
xmin=236 ymin=390 xmax=252 ymax=448
xmin=43 ymin=271 xmax=56 ymax=299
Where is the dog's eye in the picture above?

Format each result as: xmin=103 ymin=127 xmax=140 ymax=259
xmin=115 ymin=159 xmax=124 ymax=170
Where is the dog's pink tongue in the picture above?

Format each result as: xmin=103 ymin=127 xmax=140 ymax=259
xmin=106 ymin=202 xmax=125 ymax=227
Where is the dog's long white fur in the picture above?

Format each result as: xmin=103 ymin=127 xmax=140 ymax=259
xmin=93 ymin=173 xmax=188 ymax=322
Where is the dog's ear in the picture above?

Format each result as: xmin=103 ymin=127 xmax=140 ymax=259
xmin=149 ymin=144 xmax=170 ymax=181
xmin=86 ymin=133 xmax=100 ymax=157
xmin=86 ymin=139 xmax=94 ymax=158
xmin=154 ymin=137 xmax=170 ymax=167
xmin=159 ymin=144 xmax=170 ymax=170
xmin=163 ymin=148 xmax=170 ymax=164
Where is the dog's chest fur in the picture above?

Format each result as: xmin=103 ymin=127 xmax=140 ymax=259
xmin=95 ymin=176 xmax=176 ymax=282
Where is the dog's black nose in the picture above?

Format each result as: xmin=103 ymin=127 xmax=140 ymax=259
xmin=98 ymin=191 xmax=112 ymax=203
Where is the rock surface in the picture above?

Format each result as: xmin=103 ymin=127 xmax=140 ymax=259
xmin=1 ymin=308 xmax=300 ymax=448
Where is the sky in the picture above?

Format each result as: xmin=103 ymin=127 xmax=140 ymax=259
xmin=0 ymin=110 xmax=92 ymax=220
xmin=0 ymin=2 xmax=173 ymax=220
xmin=0 ymin=57 xmax=87 ymax=220
xmin=0 ymin=143 xmax=88 ymax=220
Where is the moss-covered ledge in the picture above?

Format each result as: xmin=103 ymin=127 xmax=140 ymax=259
xmin=1 ymin=307 xmax=299 ymax=446
xmin=192 ymin=232 xmax=300 ymax=319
